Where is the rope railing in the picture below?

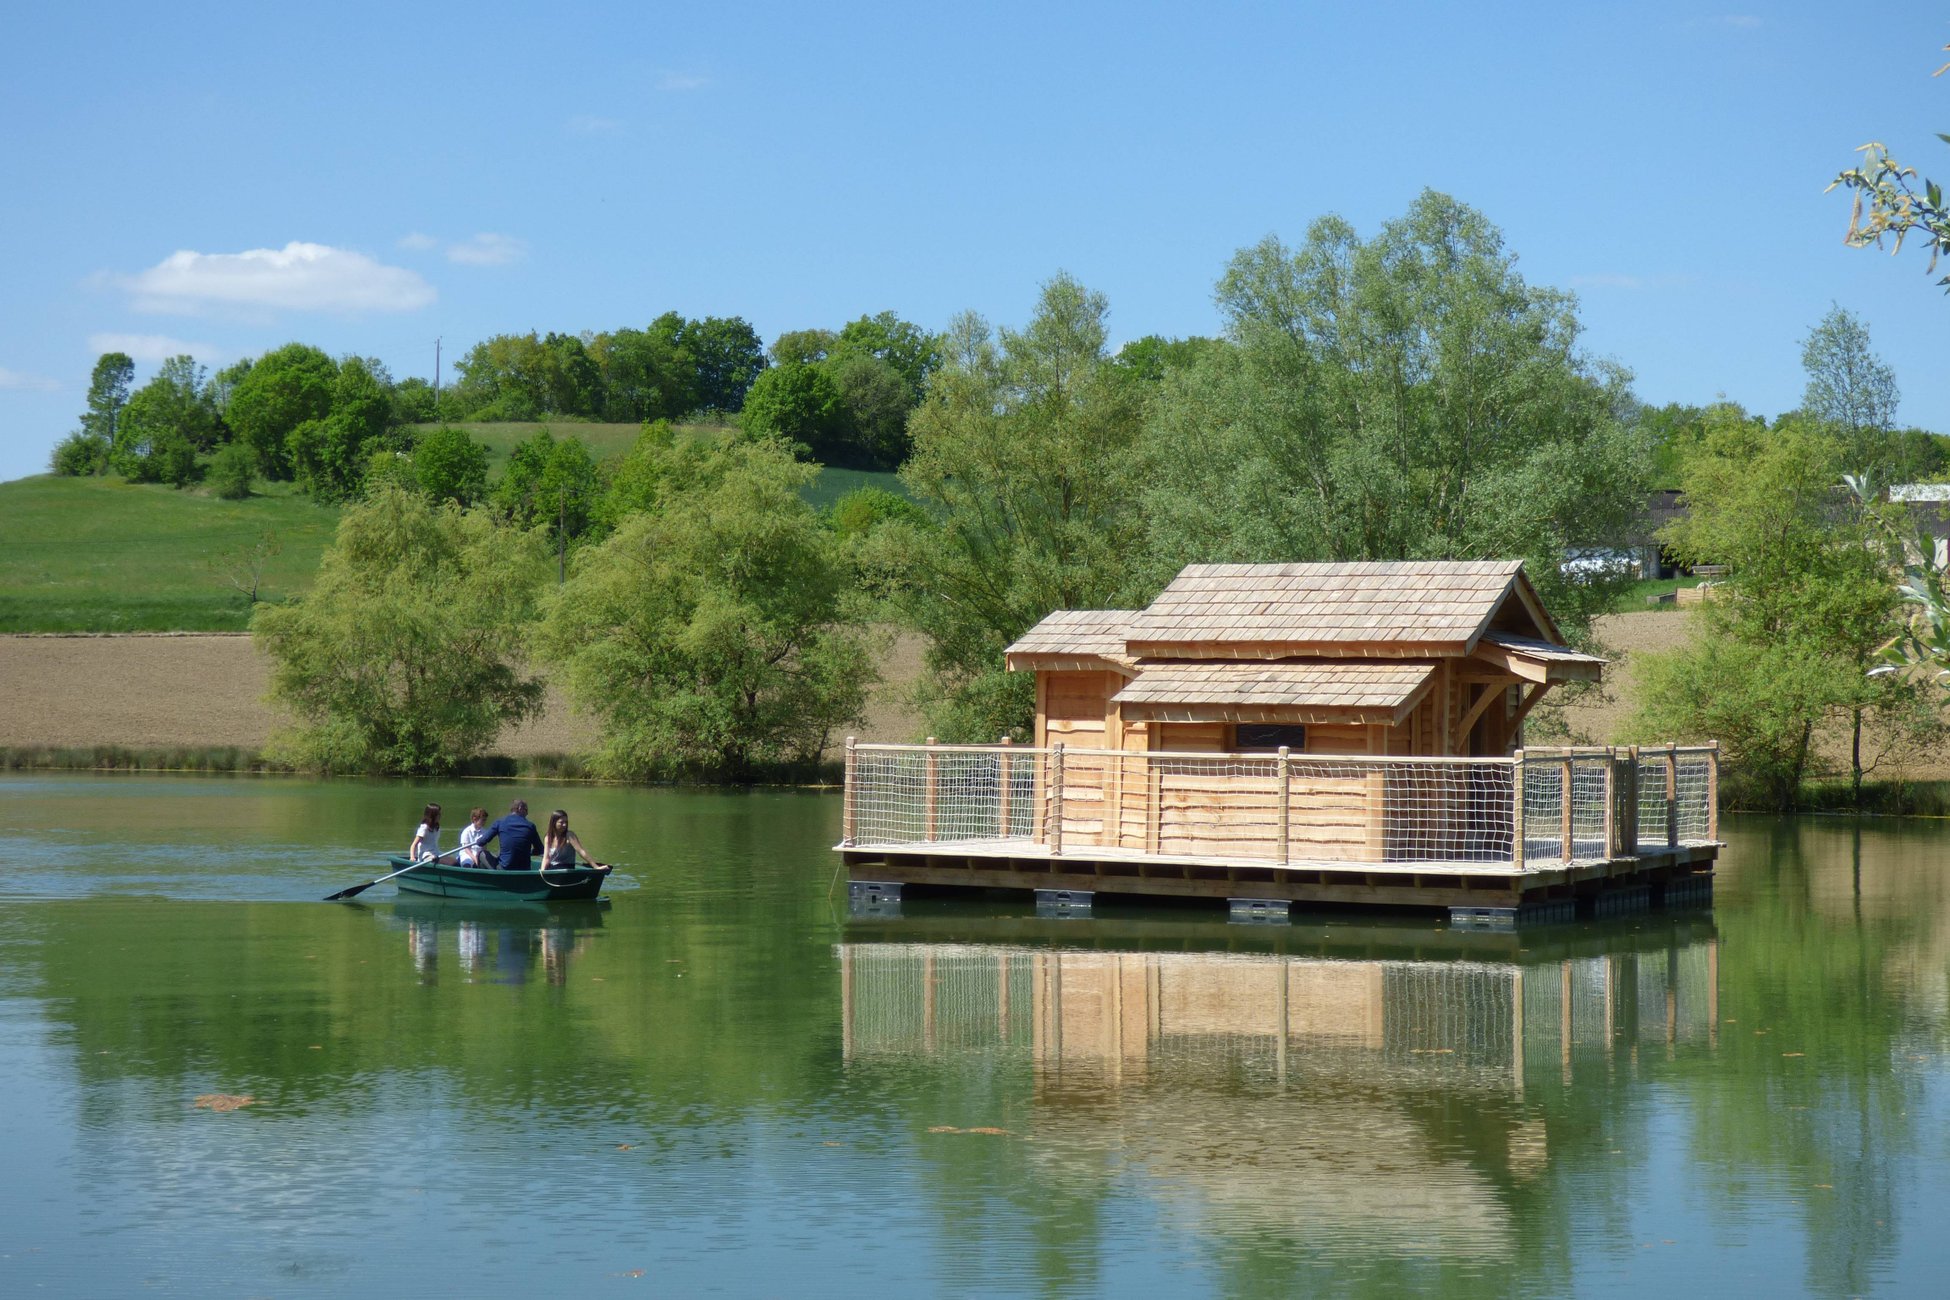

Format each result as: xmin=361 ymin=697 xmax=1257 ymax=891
xmin=841 ymin=739 xmax=1719 ymax=872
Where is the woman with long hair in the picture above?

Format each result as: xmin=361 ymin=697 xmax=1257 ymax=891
xmin=540 ymin=809 xmax=603 ymax=873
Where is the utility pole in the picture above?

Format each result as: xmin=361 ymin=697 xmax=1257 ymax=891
xmin=433 ymin=337 xmax=442 ymax=421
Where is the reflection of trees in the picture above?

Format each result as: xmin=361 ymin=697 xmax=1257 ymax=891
xmin=12 ymin=893 xmax=841 ymax=1126
xmin=840 ymin=918 xmax=1721 ymax=1292
xmin=1680 ymin=815 xmax=1945 ymax=1295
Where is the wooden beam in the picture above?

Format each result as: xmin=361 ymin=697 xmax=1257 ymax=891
xmin=1456 ymin=681 xmax=1506 ymax=740
xmin=1508 ymin=683 xmax=1551 ymax=734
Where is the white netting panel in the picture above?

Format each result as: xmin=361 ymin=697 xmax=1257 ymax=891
xmin=1636 ymin=758 xmax=1672 ymax=848
xmin=849 ymin=745 xmax=1517 ymax=866
xmin=848 ymin=747 xmax=1037 ymax=847
xmin=1631 ymin=748 xmax=1717 ymax=848
xmin=1675 ymin=750 xmax=1714 ymax=843
xmin=1518 ymin=753 xmax=1613 ymax=866
xmin=847 ymin=743 xmax=1714 ymax=867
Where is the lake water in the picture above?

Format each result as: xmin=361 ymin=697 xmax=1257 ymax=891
xmin=2 ymin=774 xmax=1948 ymax=1297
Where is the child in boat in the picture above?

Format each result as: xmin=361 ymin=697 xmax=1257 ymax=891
xmin=541 ymin=809 xmax=605 ymax=872
xmin=457 ymin=807 xmax=491 ymax=867
xmin=408 ymin=803 xmax=442 ymax=862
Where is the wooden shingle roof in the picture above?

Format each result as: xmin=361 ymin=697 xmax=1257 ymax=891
xmin=1004 ymin=609 xmax=1139 ymax=674
xmin=1112 ymin=661 xmax=1437 ymax=725
xmin=1124 ymin=560 xmax=1537 ymax=659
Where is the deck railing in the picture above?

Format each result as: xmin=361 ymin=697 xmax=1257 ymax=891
xmin=842 ymin=740 xmax=1719 ymax=872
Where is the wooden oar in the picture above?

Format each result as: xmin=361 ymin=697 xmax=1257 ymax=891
xmin=324 ymin=846 xmax=464 ymax=902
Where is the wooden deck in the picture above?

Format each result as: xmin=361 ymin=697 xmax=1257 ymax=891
xmin=840 ymin=835 xmax=1720 ymax=916
xmin=839 ymin=740 xmax=1721 ymax=922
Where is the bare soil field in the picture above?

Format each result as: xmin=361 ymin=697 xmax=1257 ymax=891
xmin=0 ymin=629 xmax=932 ymax=759
xmin=9 ymin=616 xmax=1936 ymax=782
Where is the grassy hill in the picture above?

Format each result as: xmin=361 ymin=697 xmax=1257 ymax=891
xmin=1 ymin=422 xmax=908 ymax=633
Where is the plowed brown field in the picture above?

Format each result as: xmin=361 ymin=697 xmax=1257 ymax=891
xmin=0 ymin=629 xmax=930 ymax=757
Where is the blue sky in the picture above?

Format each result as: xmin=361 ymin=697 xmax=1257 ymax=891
xmin=1 ymin=1 xmax=1945 ymax=483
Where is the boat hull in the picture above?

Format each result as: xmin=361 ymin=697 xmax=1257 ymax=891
xmin=385 ymin=856 xmax=609 ymax=902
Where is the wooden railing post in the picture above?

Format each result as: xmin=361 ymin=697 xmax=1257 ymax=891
xmin=1707 ymin=742 xmax=1721 ymax=841
xmin=1665 ymin=744 xmax=1679 ymax=849
xmin=1049 ymin=742 xmax=1066 ymax=858
xmin=1601 ymin=747 xmax=1616 ymax=861
xmin=842 ymin=736 xmax=858 ymax=847
xmin=1625 ymin=745 xmax=1640 ymax=852
xmin=1560 ymin=756 xmax=1575 ymax=864
xmin=1276 ymin=745 xmax=1291 ymax=866
xmin=1511 ymin=749 xmax=1526 ymax=869
xmin=924 ymin=737 xmax=939 ymax=843
xmin=997 ymin=736 xmax=1013 ymax=838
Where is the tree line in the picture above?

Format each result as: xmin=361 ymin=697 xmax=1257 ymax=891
xmin=58 ymin=188 xmax=1947 ymax=793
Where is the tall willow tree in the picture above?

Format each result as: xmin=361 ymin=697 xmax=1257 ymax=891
xmin=899 ymin=273 xmax=1147 ymax=740
xmin=1139 ymin=191 xmax=1649 ymax=635
xmin=253 ymin=484 xmax=549 ymax=774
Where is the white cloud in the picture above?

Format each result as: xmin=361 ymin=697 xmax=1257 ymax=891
xmin=397 ymin=231 xmax=440 ymax=251
xmin=446 ymin=232 xmax=528 ymax=267
xmin=117 ymin=241 xmax=436 ymax=315
xmin=656 ymin=71 xmax=710 ymax=92
xmin=567 ymin=114 xmax=622 ymax=134
xmin=0 ymin=366 xmax=60 ymax=392
xmin=88 ymin=332 xmax=225 ymax=363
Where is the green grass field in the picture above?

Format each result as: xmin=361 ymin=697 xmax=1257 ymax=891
xmin=1 ymin=422 xmax=908 ymax=633
xmin=0 ymin=476 xmax=341 ymax=631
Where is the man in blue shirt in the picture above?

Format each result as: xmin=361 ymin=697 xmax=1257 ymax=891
xmin=480 ymin=799 xmax=541 ymax=872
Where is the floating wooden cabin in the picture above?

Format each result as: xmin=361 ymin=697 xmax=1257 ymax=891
xmin=839 ymin=560 xmax=1720 ymax=924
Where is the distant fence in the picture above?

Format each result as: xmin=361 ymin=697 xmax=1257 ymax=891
xmin=843 ymin=741 xmax=1718 ymax=872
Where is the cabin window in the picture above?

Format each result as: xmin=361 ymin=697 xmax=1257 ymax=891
xmin=1233 ymin=723 xmax=1307 ymax=752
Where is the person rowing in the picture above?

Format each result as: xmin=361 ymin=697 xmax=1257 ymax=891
xmin=478 ymin=799 xmax=541 ymax=872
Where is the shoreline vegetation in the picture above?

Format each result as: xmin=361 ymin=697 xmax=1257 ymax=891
xmin=0 ymin=745 xmax=845 ymax=786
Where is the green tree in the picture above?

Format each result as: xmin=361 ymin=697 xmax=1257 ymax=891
xmin=533 ymin=438 xmax=872 ymax=780
xmin=826 ymin=351 xmax=914 ymax=468
xmin=1110 ymin=334 xmax=1222 ymax=384
xmin=899 ymin=274 xmax=1147 ymax=739
xmin=589 ymin=325 xmax=695 ymax=421
xmin=111 ymin=356 xmax=218 ymax=486
xmin=391 ymin=376 xmax=439 ymax=424
xmin=676 ymin=315 xmax=767 ymax=413
xmin=253 ymin=484 xmax=548 ymax=774
xmin=225 ymin=343 xmax=337 ymax=478
xmin=56 ymin=351 xmax=137 ymax=473
xmin=493 ymin=429 xmax=602 ymax=580
xmin=1632 ymin=409 xmax=1938 ymax=808
xmin=739 ymin=361 xmax=849 ymax=461
xmin=770 ymin=328 xmax=838 ymax=367
xmin=835 ymin=311 xmax=941 ymax=402
xmin=411 ymin=425 xmax=490 ymax=506
xmin=1830 ymin=41 xmax=1950 ymax=291
xmin=207 ymin=442 xmax=257 ymax=499
xmin=1800 ymin=305 xmax=1901 ymax=478
xmin=1137 ymin=191 xmax=1648 ymax=637
xmin=285 ymin=357 xmax=402 ymax=502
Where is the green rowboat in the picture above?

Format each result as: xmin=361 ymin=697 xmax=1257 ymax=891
xmin=384 ymin=855 xmax=610 ymax=902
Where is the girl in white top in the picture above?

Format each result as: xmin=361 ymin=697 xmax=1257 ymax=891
xmin=408 ymin=802 xmax=442 ymax=862
xmin=457 ymin=807 xmax=490 ymax=866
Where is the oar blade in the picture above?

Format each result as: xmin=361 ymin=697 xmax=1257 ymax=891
xmin=323 ymin=879 xmax=377 ymax=902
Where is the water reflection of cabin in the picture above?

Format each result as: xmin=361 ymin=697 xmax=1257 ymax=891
xmin=840 ymin=561 xmax=1721 ymax=922
xmin=837 ymin=924 xmax=1720 ymax=1255
xmin=838 ymin=925 xmax=1721 ymax=1090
